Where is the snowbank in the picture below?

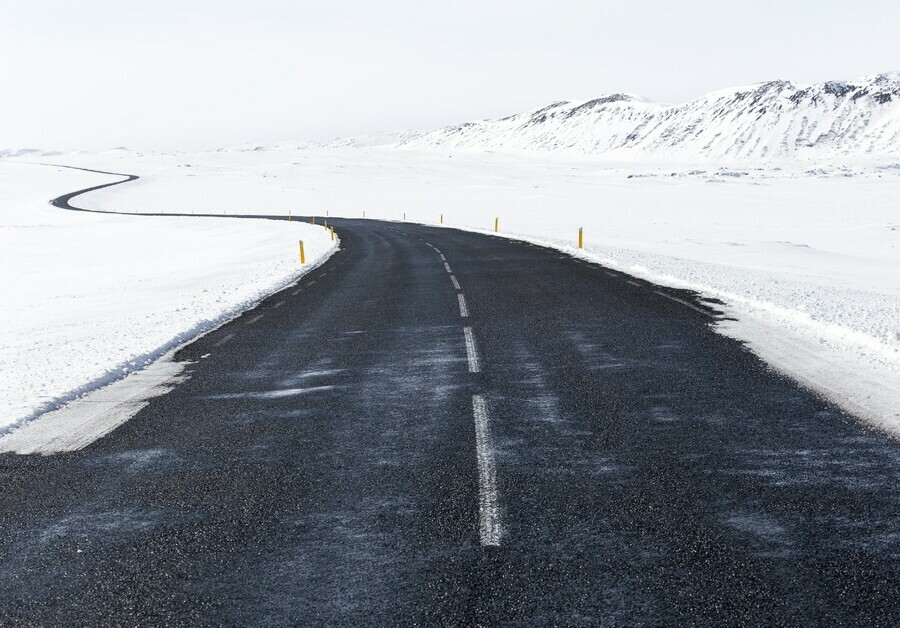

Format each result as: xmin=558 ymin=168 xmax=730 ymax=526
xmin=0 ymin=161 xmax=335 ymax=432
xmin=14 ymin=147 xmax=900 ymax=434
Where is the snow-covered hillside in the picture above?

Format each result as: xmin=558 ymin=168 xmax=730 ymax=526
xmin=395 ymin=73 xmax=900 ymax=160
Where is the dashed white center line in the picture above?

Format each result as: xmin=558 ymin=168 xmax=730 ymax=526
xmin=472 ymin=395 xmax=501 ymax=547
xmin=439 ymin=254 xmax=446 ymax=261
xmin=247 ymin=314 xmax=264 ymax=325
xmin=292 ymin=289 xmax=301 ymax=296
xmin=308 ymin=280 xmax=316 ymax=286
xmin=214 ymin=333 xmax=235 ymax=347
xmin=274 ymin=300 xmax=285 ymax=308
xmin=457 ymin=293 xmax=469 ymax=317
xmin=626 ymin=280 xmax=641 ymax=287
xmin=450 ymin=275 xmax=461 ymax=290
xmin=444 ymin=262 xmax=452 ymax=273
xmin=463 ymin=327 xmax=481 ymax=373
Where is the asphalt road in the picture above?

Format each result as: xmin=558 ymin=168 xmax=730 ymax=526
xmin=1 ymin=172 xmax=899 ymax=624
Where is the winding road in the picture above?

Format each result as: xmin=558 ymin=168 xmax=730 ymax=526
xmin=1 ymin=169 xmax=899 ymax=624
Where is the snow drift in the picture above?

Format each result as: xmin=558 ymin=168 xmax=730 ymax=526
xmin=0 ymin=161 xmax=336 ymax=432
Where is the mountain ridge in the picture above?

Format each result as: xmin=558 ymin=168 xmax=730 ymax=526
xmin=386 ymin=72 xmax=900 ymax=159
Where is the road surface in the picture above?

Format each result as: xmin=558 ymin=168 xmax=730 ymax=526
xmin=1 ymin=172 xmax=899 ymax=624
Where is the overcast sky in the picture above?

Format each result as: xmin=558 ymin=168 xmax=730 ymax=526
xmin=2 ymin=0 xmax=898 ymax=151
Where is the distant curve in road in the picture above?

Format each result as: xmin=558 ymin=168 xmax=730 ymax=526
xmin=46 ymin=163 xmax=140 ymax=213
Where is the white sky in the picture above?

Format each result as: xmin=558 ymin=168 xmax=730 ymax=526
xmin=2 ymin=0 xmax=898 ymax=151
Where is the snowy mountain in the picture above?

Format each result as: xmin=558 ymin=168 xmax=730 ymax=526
xmin=395 ymin=73 xmax=900 ymax=160
xmin=0 ymin=148 xmax=67 ymax=159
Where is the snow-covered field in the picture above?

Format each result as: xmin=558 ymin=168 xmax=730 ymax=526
xmin=19 ymin=145 xmax=897 ymax=435
xmin=4 ymin=138 xmax=899 ymax=436
xmin=0 ymin=160 xmax=335 ymax=432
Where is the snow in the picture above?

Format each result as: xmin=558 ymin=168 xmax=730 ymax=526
xmin=0 ymin=160 xmax=335 ymax=432
xmin=23 ymin=146 xmax=897 ymax=434
xmin=393 ymin=73 xmax=900 ymax=160
xmin=5 ymin=76 xmax=900 ymax=439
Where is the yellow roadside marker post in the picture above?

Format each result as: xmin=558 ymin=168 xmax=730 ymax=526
xmin=403 ymin=211 xmax=406 ymax=221
xmin=579 ymin=227 xmax=584 ymax=249
xmin=494 ymin=217 xmax=499 ymax=233
xmin=288 ymin=210 xmax=292 ymax=222
xmin=298 ymin=240 xmax=306 ymax=263
xmin=440 ymin=213 xmax=443 ymax=224
xmin=324 ymin=220 xmax=328 ymax=229
xmin=330 ymin=227 xmax=335 ymax=241
xmin=311 ymin=216 xmax=316 ymax=225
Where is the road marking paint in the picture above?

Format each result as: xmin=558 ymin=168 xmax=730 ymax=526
xmin=434 ymin=248 xmax=441 ymax=254
xmin=292 ymin=289 xmax=301 ymax=296
xmin=458 ymin=294 xmax=469 ymax=317
xmin=472 ymin=395 xmax=501 ymax=547
xmin=653 ymin=290 xmax=715 ymax=318
xmin=463 ymin=327 xmax=481 ymax=373
xmin=247 ymin=314 xmax=264 ymax=325
xmin=439 ymin=254 xmax=446 ymax=261
xmin=274 ymin=300 xmax=285 ymax=308
xmin=450 ymin=275 xmax=461 ymax=290
xmin=604 ymin=271 xmax=617 ymax=277
xmin=308 ymin=280 xmax=316 ymax=286
xmin=626 ymin=280 xmax=641 ymax=287
xmin=214 ymin=333 xmax=235 ymax=347
xmin=444 ymin=262 xmax=452 ymax=273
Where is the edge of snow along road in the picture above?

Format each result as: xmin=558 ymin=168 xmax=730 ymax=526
xmin=0 ymin=165 xmax=339 ymax=451
xmin=413 ymin=220 xmax=900 ymax=439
